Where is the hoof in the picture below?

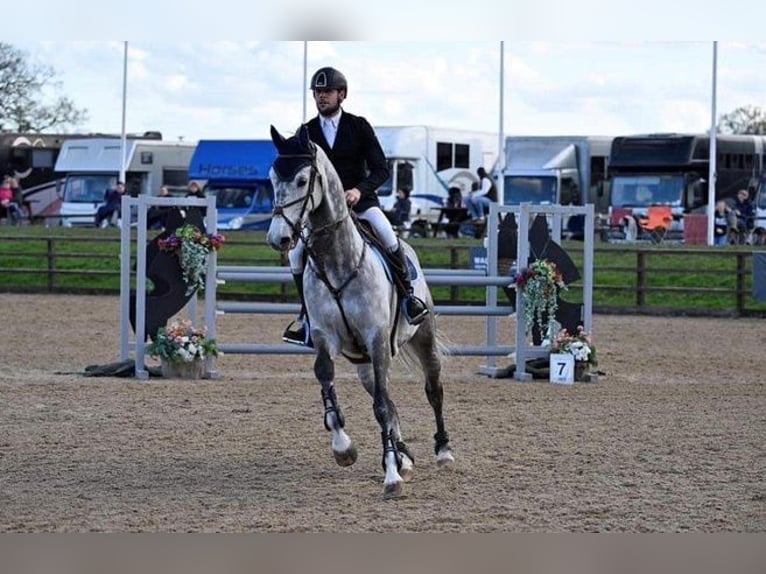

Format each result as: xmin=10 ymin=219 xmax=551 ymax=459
xmin=436 ymin=449 xmax=455 ymax=469
xmin=399 ymin=455 xmax=414 ymax=482
xmin=333 ymin=444 xmax=357 ymax=467
xmin=382 ymin=481 xmax=403 ymax=500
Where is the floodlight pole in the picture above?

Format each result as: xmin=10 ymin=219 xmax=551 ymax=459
xmin=120 ymin=41 xmax=128 ymax=185
xmin=706 ymin=41 xmax=718 ymax=246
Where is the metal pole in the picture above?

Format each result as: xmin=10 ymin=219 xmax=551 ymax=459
xmin=302 ymin=41 xmax=308 ymax=123
xmin=497 ymin=41 xmax=505 ymax=203
xmin=707 ymin=41 xmax=718 ymax=246
xmin=120 ymin=41 xmax=128 ymax=184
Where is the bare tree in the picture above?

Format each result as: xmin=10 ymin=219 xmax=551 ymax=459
xmin=0 ymin=43 xmax=88 ymax=133
xmin=718 ymin=105 xmax=766 ymax=135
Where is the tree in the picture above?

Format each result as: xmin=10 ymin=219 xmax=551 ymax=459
xmin=0 ymin=43 xmax=88 ymax=133
xmin=718 ymin=105 xmax=766 ymax=135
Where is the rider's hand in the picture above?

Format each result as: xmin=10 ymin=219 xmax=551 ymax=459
xmin=345 ymin=188 xmax=361 ymax=206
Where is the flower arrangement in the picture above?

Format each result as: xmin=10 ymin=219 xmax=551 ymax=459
xmin=550 ymin=327 xmax=597 ymax=367
xmin=146 ymin=318 xmax=218 ymax=364
xmin=512 ymin=259 xmax=568 ymax=337
xmin=158 ymin=224 xmax=225 ymax=295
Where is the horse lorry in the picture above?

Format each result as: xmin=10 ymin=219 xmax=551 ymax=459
xmin=55 ymin=137 xmax=195 ymax=227
xmin=373 ymin=125 xmax=499 ymax=233
xmin=187 ymin=139 xmax=276 ymax=230
xmin=601 ymin=133 xmax=766 ymax=243
xmin=501 ymin=135 xmax=612 ymax=239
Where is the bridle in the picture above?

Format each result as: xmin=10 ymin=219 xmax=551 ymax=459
xmin=271 ymin=148 xmax=320 ymax=246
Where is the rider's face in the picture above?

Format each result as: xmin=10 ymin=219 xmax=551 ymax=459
xmin=313 ymin=88 xmax=344 ymax=116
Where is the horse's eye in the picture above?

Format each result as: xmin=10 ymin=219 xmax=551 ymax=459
xmin=296 ymin=175 xmax=308 ymax=187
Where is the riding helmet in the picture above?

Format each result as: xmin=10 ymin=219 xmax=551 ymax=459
xmin=310 ymin=67 xmax=348 ymax=95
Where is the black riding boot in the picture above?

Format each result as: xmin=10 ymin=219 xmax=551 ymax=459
xmin=283 ymin=273 xmax=313 ymax=347
xmin=389 ymin=242 xmax=429 ymax=326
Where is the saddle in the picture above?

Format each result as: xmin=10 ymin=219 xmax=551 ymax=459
xmin=334 ymin=214 xmax=413 ymax=363
xmin=353 ymin=215 xmax=417 ymax=288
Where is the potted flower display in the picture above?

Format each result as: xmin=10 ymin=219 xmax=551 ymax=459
xmin=512 ymin=259 xmax=568 ymax=339
xmin=550 ymin=327 xmax=597 ymax=381
xmin=146 ymin=318 xmax=219 ymax=379
xmin=158 ymin=224 xmax=225 ymax=295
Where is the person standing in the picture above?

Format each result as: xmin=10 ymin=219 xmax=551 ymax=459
xmin=283 ymin=66 xmax=428 ymax=346
xmin=730 ymin=188 xmax=755 ymax=244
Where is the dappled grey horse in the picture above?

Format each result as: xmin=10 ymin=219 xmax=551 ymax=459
xmin=266 ymin=125 xmax=454 ymax=499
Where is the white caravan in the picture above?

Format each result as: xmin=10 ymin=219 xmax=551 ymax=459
xmin=55 ymin=138 xmax=196 ymax=227
xmin=374 ymin=126 xmax=499 ymax=224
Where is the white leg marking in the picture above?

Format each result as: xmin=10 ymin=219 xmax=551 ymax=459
xmin=332 ymin=429 xmax=351 ymax=453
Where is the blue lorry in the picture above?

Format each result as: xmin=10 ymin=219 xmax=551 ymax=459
xmin=187 ymin=139 xmax=276 ymax=230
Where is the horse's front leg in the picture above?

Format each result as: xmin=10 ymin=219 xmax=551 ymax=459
xmin=315 ymin=344 xmax=357 ymax=467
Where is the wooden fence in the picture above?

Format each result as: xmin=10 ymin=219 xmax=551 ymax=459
xmin=1 ymin=234 xmax=765 ymax=317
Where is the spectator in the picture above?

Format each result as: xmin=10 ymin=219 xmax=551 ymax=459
xmin=466 ymin=167 xmax=496 ymax=222
xmin=147 ymin=185 xmax=172 ymax=230
xmin=0 ymin=175 xmax=24 ymax=224
xmin=187 ymin=181 xmax=204 ymax=198
xmin=729 ymin=188 xmax=755 ymax=244
xmin=186 ymin=181 xmax=207 ymax=217
xmin=94 ymin=181 xmax=126 ymax=228
xmin=713 ymin=200 xmax=731 ymax=246
xmin=9 ymin=177 xmax=29 ymax=220
xmin=446 ymin=185 xmax=464 ymax=209
xmin=385 ymin=188 xmax=411 ymax=227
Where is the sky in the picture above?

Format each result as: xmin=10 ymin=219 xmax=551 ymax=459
xmin=8 ymin=3 xmax=766 ymax=144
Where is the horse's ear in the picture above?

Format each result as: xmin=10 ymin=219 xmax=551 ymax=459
xmin=270 ymin=125 xmax=286 ymax=150
xmin=298 ymin=124 xmax=311 ymax=150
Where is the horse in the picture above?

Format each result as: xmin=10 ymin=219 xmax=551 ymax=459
xmin=266 ymin=125 xmax=454 ymax=499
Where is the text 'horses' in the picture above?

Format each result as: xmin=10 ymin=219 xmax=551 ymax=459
xmin=266 ymin=125 xmax=454 ymax=499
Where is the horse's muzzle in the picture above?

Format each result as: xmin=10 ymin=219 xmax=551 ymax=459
xmin=268 ymin=236 xmax=293 ymax=252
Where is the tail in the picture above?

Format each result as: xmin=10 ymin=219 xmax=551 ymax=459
xmin=395 ymin=312 xmax=449 ymax=376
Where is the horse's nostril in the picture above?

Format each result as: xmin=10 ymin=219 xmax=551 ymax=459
xmin=279 ymin=237 xmax=292 ymax=250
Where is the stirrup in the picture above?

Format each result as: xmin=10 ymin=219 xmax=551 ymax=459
xmin=403 ymin=297 xmax=429 ymax=326
xmin=282 ymin=318 xmax=313 ymax=347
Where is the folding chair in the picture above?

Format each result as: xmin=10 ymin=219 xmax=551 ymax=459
xmin=638 ymin=205 xmax=673 ymax=244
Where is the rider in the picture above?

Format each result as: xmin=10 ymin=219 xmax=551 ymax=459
xmin=283 ymin=66 xmax=429 ymax=346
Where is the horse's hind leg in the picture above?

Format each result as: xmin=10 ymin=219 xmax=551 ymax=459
xmin=315 ymin=346 xmax=357 ymax=467
xmin=357 ymin=364 xmax=415 ymax=482
xmin=410 ymin=318 xmax=454 ymax=468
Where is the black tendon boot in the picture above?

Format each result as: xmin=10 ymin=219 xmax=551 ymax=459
xmin=282 ymin=273 xmax=313 ymax=347
xmin=389 ymin=242 xmax=429 ymax=326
